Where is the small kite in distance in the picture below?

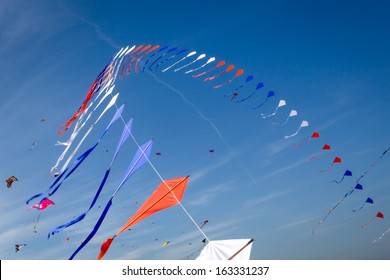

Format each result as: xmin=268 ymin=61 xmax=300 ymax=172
xmin=372 ymin=227 xmax=390 ymax=243
xmin=353 ymin=197 xmax=373 ymax=212
xmin=204 ymin=65 xmax=235 ymax=82
xmin=234 ymin=82 xmax=263 ymax=103
xmin=330 ymin=170 xmax=352 ymax=184
xmin=64 ymin=237 xmax=71 ymax=245
xmin=306 ymin=144 xmax=330 ymax=161
xmin=162 ymin=51 xmax=197 ymax=72
xmin=174 ymin=53 xmax=206 ymax=72
xmin=199 ymin=220 xmax=209 ymax=229
xmin=192 ymin=61 xmax=225 ymax=78
xmin=294 ymin=131 xmax=319 ymax=149
xmin=251 ymin=91 xmax=275 ymax=110
xmin=361 ymin=212 xmax=384 ymax=228
xmin=261 ymin=99 xmax=286 ymax=118
xmin=320 ymin=156 xmax=342 ymax=172
xmin=28 ymin=197 xmax=55 ymax=211
xmin=5 ymin=176 xmax=18 ymax=188
xmin=230 ymin=93 xmax=238 ymax=101
xmin=30 ymin=142 xmax=38 ymax=151
xmin=15 ymin=244 xmax=27 ymax=253
xmin=380 ymin=147 xmax=390 ymax=159
xmin=213 ymin=69 xmax=244 ymax=89
xmin=227 ymin=75 xmax=254 ymax=96
xmin=161 ymin=241 xmax=170 ymax=247
xmin=284 ymin=120 xmax=309 ymax=139
xmin=185 ymin=57 xmax=216 ymax=74
xmin=274 ymin=109 xmax=298 ymax=126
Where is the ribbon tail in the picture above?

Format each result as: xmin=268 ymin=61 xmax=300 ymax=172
xmin=361 ymin=217 xmax=374 ymax=228
xmin=48 ymin=169 xmax=111 ymax=238
xmin=69 ymin=199 xmax=113 ymax=260
xmin=97 ymin=237 xmax=115 ymax=260
xmin=352 ymin=203 xmax=365 ymax=212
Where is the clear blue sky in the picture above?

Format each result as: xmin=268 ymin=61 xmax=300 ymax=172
xmin=1 ymin=0 xmax=390 ymax=260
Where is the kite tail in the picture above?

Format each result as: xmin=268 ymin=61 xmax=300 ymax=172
xmin=213 ymin=74 xmax=240 ymax=89
xmin=26 ymin=169 xmax=67 ymax=204
xmin=126 ymin=54 xmax=140 ymax=75
xmin=282 ymin=118 xmax=290 ymax=125
xmin=306 ymin=153 xmax=322 ymax=162
xmin=272 ymin=117 xmax=291 ymax=126
xmin=372 ymin=228 xmax=390 ymax=243
xmin=48 ymin=169 xmax=111 ymax=238
xmin=284 ymin=130 xmax=300 ymax=140
xmin=361 ymin=217 xmax=375 ymax=228
xmin=33 ymin=212 xmax=41 ymax=233
xmin=192 ymin=71 xmax=207 ymax=78
xmin=251 ymin=100 xmax=266 ymax=110
xmin=293 ymin=140 xmax=308 ymax=149
xmin=97 ymin=237 xmax=115 ymax=260
xmin=352 ymin=203 xmax=366 ymax=212
xmin=119 ymin=55 xmax=129 ymax=79
xmin=48 ymin=145 xmax=97 ymax=197
xmin=69 ymin=199 xmax=113 ymax=260
xmin=321 ymin=163 xmax=338 ymax=173
xmin=204 ymin=71 xmax=224 ymax=82
xmin=261 ymin=106 xmax=279 ymax=119
xmin=330 ymin=177 xmax=344 ymax=184
xmin=192 ymin=61 xmax=222 ymax=78
xmin=230 ymin=94 xmax=238 ymax=101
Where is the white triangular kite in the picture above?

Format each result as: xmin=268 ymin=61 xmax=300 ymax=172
xmin=196 ymin=239 xmax=253 ymax=260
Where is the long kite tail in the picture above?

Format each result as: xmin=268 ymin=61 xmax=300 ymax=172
xmin=33 ymin=212 xmax=41 ymax=233
xmin=361 ymin=217 xmax=375 ymax=228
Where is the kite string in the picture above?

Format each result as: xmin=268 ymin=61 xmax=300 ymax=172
xmin=109 ymin=94 xmax=210 ymax=242
xmin=313 ymin=146 xmax=389 ymax=232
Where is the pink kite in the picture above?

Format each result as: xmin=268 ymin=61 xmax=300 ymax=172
xmin=28 ymin=198 xmax=55 ymax=211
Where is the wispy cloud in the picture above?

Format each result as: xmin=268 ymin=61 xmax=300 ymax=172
xmin=244 ymin=190 xmax=290 ymax=208
xmin=317 ymin=108 xmax=357 ymax=131
xmin=189 ymin=153 xmax=235 ymax=183
xmin=275 ymin=217 xmax=312 ymax=231
xmin=0 ymin=0 xmax=71 ymax=53
xmin=258 ymin=159 xmax=305 ymax=181
xmin=185 ymin=181 xmax=233 ymax=207
xmin=147 ymin=71 xmax=260 ymax=187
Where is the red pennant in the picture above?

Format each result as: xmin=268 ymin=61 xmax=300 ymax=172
xmin=311 ymin=132 xmax=320 ymax=138
xmin=376 ymin=212 xmax=384 ymax=219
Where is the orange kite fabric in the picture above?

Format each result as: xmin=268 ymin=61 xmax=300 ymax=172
xmin=97 ymin=175 xmax=190 ymax=260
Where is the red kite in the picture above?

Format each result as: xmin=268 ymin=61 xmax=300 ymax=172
xmin=361 ymin=212 xmax=384 ymax=228
xmin=97 ymin=176 xmax=190 ymax=259
xmin=294 ymin=131 xmax=320 ymax=149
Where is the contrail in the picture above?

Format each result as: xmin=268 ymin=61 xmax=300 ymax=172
xmin=58 ymin=0 xmax=121 ymax=50
xmin=147 ymin=71 xmax=258 ymax=187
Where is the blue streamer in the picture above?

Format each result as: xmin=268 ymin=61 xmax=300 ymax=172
xmin=26 ymin=105 xmax=124 ymax=204
xmin=48 ymin=118 xmax=133 ymax=237
xmin=69 ymin=140 xmax=153 ymax=259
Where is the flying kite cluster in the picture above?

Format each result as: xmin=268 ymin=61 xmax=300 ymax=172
xmin=3 ymin=42 xmax=388 ymax=259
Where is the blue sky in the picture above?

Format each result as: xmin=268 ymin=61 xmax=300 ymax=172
xmin=1 ymin=0 xmax=390 ymax=260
